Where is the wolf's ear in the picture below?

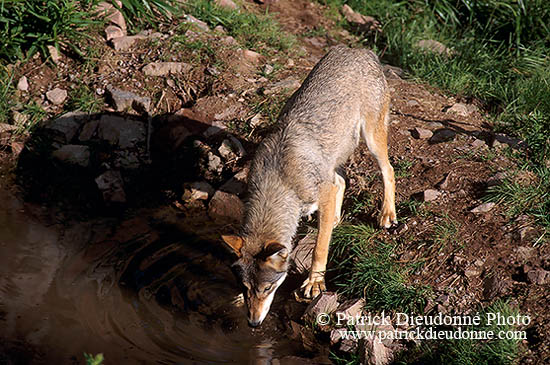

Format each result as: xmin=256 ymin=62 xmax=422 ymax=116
xmin=262 ymin=242 xmax=288 ymax=260
xmin=222 ymin=235 xmax=243 ymax=257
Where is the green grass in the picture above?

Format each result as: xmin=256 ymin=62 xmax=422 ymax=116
xmin=486 ymin=164 xmax=550 ymax=229
xmin=0 ymin=65 xmax=14 ymax=125
xmin=0 ymin=0 xmax=102 ymax=61
xmin=182 ymin=0 xmax=297 ymax=53
xmin=433 ymin=215 xmax=460 ymax=252
xmin=330 ymin=224 xmax=428 ymax=313
xmin=65 ymin=83 xmax=103 ymax=114
xmin=409 ymin=300 xmax=523 ymax=365
xmin=84 ymin=353 xmax=104 ymax=365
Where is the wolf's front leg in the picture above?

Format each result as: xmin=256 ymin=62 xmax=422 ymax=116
xmin=302 ymin=182 xmax=338 ymax=298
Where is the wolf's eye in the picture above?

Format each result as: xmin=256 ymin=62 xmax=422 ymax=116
xmin=263 ymin=284 xmax=273 ymax=293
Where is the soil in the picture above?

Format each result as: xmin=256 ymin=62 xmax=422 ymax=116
xmin=0 ymin=0 xmax=548 ymax=364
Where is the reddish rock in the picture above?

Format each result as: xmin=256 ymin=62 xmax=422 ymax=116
xmin=208 ymin=190 xmax=244 ymax=223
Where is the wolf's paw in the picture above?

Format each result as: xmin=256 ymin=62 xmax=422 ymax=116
xmin=379 ymin=208 xmax=397 ymax=229
xmin=301 ymin=272 xmax=326 ymax=298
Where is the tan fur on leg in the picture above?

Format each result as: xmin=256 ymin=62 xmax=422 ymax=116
xmin=302 ymin=182 xmax=338 ymax=298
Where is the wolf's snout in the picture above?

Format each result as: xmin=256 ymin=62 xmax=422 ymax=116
xmin=248 ymin=318 xmax=261 ymax=327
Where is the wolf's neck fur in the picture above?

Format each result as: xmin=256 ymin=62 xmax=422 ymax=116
xmin=242 ymin=169 xmax=302 ymax=252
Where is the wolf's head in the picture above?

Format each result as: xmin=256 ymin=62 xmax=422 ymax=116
xmin=222 ymin=235 xmax=289 ymax=327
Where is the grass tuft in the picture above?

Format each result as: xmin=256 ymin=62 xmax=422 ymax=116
xmin=330 ymin=224 xmax=428 ymax=313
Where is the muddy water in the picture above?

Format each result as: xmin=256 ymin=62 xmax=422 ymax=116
xmin=0 ymin=188 xmax=320 ymax=364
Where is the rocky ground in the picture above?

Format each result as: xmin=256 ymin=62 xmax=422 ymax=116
xmin=0 ymin=0 xmax=548 ymax=364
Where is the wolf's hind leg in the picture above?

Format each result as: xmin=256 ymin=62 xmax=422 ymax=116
xmin=302 ymin=181 xmax=338 ymax=298
xmin=362 ymin=96 xmax=397 ymax=228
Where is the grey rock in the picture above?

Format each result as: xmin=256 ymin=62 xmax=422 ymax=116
xmin=429 ymin=128 xmax=456 ymax=143
xmin=142 ymin=62 xmax=192 ymax=76
xmin=218 ymin=135 xmax=245 ymax=161
xmin=447 ymin=102 xmax=470 ymax=117
xmin=470 ymin=202 xmax=495 ymax=213
xmin=527 ymin=268 xmax=550 ymax=285
xmin=114 ymin=150 xmax=141 ymax=170
xmin=215 ymin=0 xmax=237 ymax=10
xmin=382 ymin=64 xmax=403 ymax=79
xmin=105 ymin=25 xmax=124 ymax=40
xmin=415 ymin=39 xmax=452 ymax=57
xmin=207 ymin=152 xmax=222 ymax=174
xmin=341 ymin=4 xmax=380 ymax=31
xmin=184 ymin=15 xmax=210 ymax=31
xmin=264 ymin=77 xmax=301 ymax=95
xmin=487 ymin=172 xmax=507 ymax=187
xmin=340 ymin=339 xmax=358 ymax=353
xmin=493 ymin=133 xmax=525 ymax=149
xmin=411 ymin=127 xmax=432 ymax=139
xmin=52 ymin=145 xmax=90 ymax=167
xmin=423 ymin=189 xmax=440 ymax=202
xmin=208 ymin=190 xmax=244 ymax=223
xmin=220 ymin=168 xmax=248 ymax=195
xmin=471 ymin=138 xmax=487 ymax=148
xmin=106 ymin=85 xmax=151 ymax=113
xmin=97 ymin=115 xmax=146 ymax=148
xmin=95 ymin=170 xmax=126 ymax=203
xmin=182 ymin=181 xmax=214 ymax=202
xmin=78 ymin=120 xmax=99 ymax=141
xmin=336 ymin=299 xmax=365 ymax=319
xmin=46 ymin=88 xmax=68 ymax=105
xmin=17 ymin=76 xmax=28 ymax=91
xmin=44 ymin=111 xmax=89 ymax=143
xmin=360 ymin=337 xmax=394 ymax=365
xmin=304 ymin=292 xmax=339 ymax=318
xmin=435 ymin=173 xmax=451 ymax=190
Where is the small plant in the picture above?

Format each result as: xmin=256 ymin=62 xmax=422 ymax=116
xmin=84 ymin=353 xmax=104 ymax=365
xmin=394 ymin=158 xmax=413 ymax=179
xmin=66 ymin=83 xmax=103 ymax=114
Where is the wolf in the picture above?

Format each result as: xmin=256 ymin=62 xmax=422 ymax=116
xmin=222 ymin=45 xmax=396 ymax=327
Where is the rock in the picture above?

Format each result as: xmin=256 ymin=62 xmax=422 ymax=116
xmin=220 ymin=168 xmax=248 ymax=195
xmin=97 ymin=115 xmax=146 ymax=148
xmin=218 ymin=136 xmax=245 ymax=161
xmin=107 ymin=9 xmax=126 ymax=32
xmin=207 ymin=151 xmax=222 ymax=174
xmin=304 ymin=292 xmax=339 ymax=318
xmin=471 ymin=138 xmax=487 ymax=148
xmin=114 ymin=150 xmax=141 ymax=170
xmin=105 ymin=25 xmax=124 ymax=40
xmin=95 ymin=170 xmax=127 ymax=203
xmin=215 ymin=0 xmax=237 ymax=9
xmin=205 ymin=66 xmax=220 ymax=76
xmin=142 ymin=62 xmax=192 ymax=76
xmin=47 ymin=45 xmax=62 ymax=64
xmin=249 ymin=113 xmax=264 ymax=128
xmin=382 ymin=64 xmax=403 ymax=79
xmin=106 ymin=85 xmax=151 ymax=113
xmin=263 ymin=64 xmax=274 ymax=75
xmin=360 ymin=338 xmax=394 ymax=365
xmin=411 ymin=127 xmax=432 ymax=139
xmin=290 ymin=230 xmax=316 ymax=275
xmin=304 ymin=37 xmax=326 ymax=48
xmin=184 ymin=15 xmax=209 ymax=31
xmin=46 ymin=88 xmax=68 ymax=105
xmin=213 ymin=25 xmax=226 ymax=33
xmin=221 ymin=36 xmax=237 ymax=45
xmin=44 ymin=111 xmax=88 ymax=143
xmin=336 ymin=299 xmax=365 ymax=319
xmin=415 ymin=39 xmax=452 ymax=57
xmin=429 ymin=128 xmax=456 ymax=143
xmin=208 ymin=190 xmax=244 ymax=223
xmin=340 ymin=339 xmax=358 ymax=353
xmin=516 ymin=246 xmax=536 ymax=262
xmin=464 ymin=267 xmax=480 ymax=279
xmin=423 ymin=189 xmax=440 ymax=202
xmin=341 ymin=4 xmax=380 ymax=31
xmin=487 ymin=172 xmax=507 ymax=187
xmin=264 ymin=77 xmax=301 ymax=95
xmin=447 ymin=102 xmax=470 ymax=117
xmin=10 ymin=141 xmax=24 ymax=156
xmin=111 ymin=35 xmax=139 ymax=51
xmin=12 ymin=111 xmax=28 ymax=128
xmin=526 ymin=268 xmax=550 ymax=285
xmin=78 ymin=120 xmax=99 ymax=142
xmin=17 ymin=76 xmax=28 ymax=91
xmin=470 ymin=202 xmax=495 ymax=213
xmin=483 ymin=275 xmax=504 ymax=300
xmin=241 ymin=49 xmax=263 ymax=65
xmin=407 ymin=100 xmax=420 ymax=107
xmin=0 ymin=123 xmax=17 ymax=134
xmin=182 ymin=181 xmax=215 ymax=202
xmin=52 ymin=145 xmax=90 ymax=167
xmin=435 ymin=173 xmax=451 ymax=190
xmin=330 ymin=329 xmax=343 ymax=346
